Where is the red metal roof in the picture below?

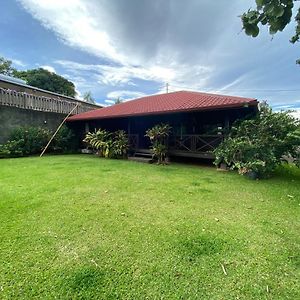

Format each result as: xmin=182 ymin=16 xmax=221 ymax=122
xmin=68 ymin=90 xmax=258 ymax=121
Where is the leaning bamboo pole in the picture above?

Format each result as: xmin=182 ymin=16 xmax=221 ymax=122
xmin=40 ymin=103 xmax=79 ymax=157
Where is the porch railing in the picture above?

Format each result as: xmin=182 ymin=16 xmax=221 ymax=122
xmin=169 ymin=134 xmax=223 ymax=153
xmin=128 ymin=133 xmax=223 ymax=153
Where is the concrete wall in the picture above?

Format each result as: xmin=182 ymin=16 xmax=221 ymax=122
xmin=0 ymin=105 xmax=65 ymax=144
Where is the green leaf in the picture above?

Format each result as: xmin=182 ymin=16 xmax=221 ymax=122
xmin=245 ymin=24 xmax=259 ymax=37
xmin=273 ymin=5 xmax=284 ymax=18
xmin=255 ymin=0 xmax=265 ymax=10
xmin=252 ymin=25 xmax=260 ymax=37
xmin=263 ymin=3 xmax=274 ymax=15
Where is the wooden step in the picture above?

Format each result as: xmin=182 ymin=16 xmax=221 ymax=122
xmin=134 ymin=152 xmax=153 ymax=158
xmin=128 ymin=156 xmax=153 ymax=163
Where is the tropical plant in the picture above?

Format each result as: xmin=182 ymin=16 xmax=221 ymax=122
xmin=145 ymin=123 xmax=172 ymax=164
xmin=83 ymin=91 xmax=96 ymax=104
xmin=114 ymin=97 xmax=123 ymax=104
xmin=214 ymin=104 xmax=300 ymax=178
xmin=83 ymin=129 xmax=110 ymax=157
xmin=112 ymin=130 xmax=128 ymax=158
xmin=83 ymin=129 xmax=128 ymax=159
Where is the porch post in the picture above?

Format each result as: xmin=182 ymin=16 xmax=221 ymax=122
xmin=128 ymin=119 xmax=131 ymax=134
xmin=85 ymin=122 xmax=89 ymax=133
xmin=180 ymin=123 xmax=183 ymax=139
xmin=224 ymin=116 xmax=230 ymax=132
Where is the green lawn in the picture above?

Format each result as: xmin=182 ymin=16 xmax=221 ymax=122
xmin=0 ymin=155 xmax=299 ymax=299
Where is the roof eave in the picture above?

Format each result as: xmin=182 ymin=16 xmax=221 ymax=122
xmin=67 ymin=100 xmax=258 ymax=122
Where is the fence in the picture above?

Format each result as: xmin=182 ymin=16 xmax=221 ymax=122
xmin=0 ymin=88 xmax=99 ymax=115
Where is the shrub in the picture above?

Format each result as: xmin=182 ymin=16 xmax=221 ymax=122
xmin=83 ymin=129 xmax=128 ymax=159
xmin=112 ymin=130 xmax=128 ymax=158
xmin=52 ymin=125 xmax=76 ymax=153
xmin=145 ymin=123 xmax=171 ymax=164
xmin=214 ymin=104 xmax=300 ymax=178
xmin=83 ymin=129 xmax=110 ymax=157
xmin=8 ymin=127 xmax=51 ymax=156
xmin=0 ymin=125 xmax=77 ymax=158
xmin=0 ymin=140 xmax=24 ymax=158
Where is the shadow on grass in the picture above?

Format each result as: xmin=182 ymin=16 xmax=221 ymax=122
xmin=274 ymin=165 xmax=300 ymax=181
xmin=177 ymin=234 xmax=236 ymax=262
xmin=66 ymin=266 xmax=106 ymax=295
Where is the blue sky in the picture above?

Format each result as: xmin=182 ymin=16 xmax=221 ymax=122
xmin=1 ymin=0 xmax=300 ymax=117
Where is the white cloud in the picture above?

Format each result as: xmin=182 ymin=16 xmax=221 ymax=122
xmin=18 ymin=0 xmax=126 ymax=64
xmin=18 ymin=0 xmax=300 ymax=106
xmin=12 ymin=59 xmax=26 ymax=67
xmin=18 ymin=0 xmax=221 ymax=91
xmin=55 ymin=59 xmax=212 ymax=91
xmin=104 ymin=99 xmax=115 ymax=104
xmin=107 ymin=90 xmax=146 ymax=101
xmin=40 ymin=65 xmax=56 ymax=73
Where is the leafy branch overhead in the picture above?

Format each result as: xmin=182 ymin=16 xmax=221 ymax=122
xmin=241 ymin=0 xmax=300 ymax=63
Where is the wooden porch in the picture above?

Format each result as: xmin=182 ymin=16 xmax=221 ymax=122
xmin=128 ymin=134 xmax=223 ymax=159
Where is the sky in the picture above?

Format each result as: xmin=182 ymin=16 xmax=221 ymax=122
xmin=0 ymin=0 xmax=299 ymax=117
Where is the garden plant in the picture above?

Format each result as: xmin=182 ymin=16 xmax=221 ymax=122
xmin=83 ymin=129 xmax=128 ymax=159
xmin=145 ymin=123 xmax=172 ymax=164
xmin=214 ymin=103 xmax=300 ymax=178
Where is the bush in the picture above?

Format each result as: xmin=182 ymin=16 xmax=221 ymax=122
xmin=8 ymin=127 xmax=51 ymax=156
xmin=0 ymin=141 xmax=24 ymax=158
xmin=51 ymin=125 xmax=76 ymax=153
xmin=83 ymin=129 xmax=110 ymax=157
xmin=0 ymin=125 xmax=77 ymax=158
xmin=83 ymin=129 xmax=128 ymax=159
xmin=214 ymin=104 xmax=300 ymax=178
xmin=145 ymin=123 xmax=171 ymax=164
xmin=112 ymin=130 xmax=129 ymax=158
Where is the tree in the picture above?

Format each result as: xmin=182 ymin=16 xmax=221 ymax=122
xmin=214 ymin=104 xmax=300 ymax=178
xmin=241 ymin=0 xmax=300 ymax=63
xmin=83 ymin=91 xmax=96 ymax=104
xmin=0 ymin=57 xmax=16 ymax=76
xmin=114 ymin=97 xmax=123 ymax=104
xmin=14 ymin=68 xmax=76 ymax=97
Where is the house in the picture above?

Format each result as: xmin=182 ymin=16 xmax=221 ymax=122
xmin=0 ymin=74 xmax=100 ymax=143
xmin=67 ymin=91 xmax=258 ymax=159
xmin=0 ymin=74 xmax=96 ymax=104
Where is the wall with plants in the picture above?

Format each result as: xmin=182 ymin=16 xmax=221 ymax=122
xmin=0 ymin=125 xmax=76 ymax=158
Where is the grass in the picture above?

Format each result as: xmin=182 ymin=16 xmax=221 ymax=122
xmin=0 ymin=155 xmax=299 ymax=299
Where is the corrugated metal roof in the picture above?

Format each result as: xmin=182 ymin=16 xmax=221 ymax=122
xmin=68 ymin=90 xmax=258 ymax=121
xmin=0 ymin=74 xmax=101 ymax=107
xmin=0 ymin=74 xmax=26 ymax=85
